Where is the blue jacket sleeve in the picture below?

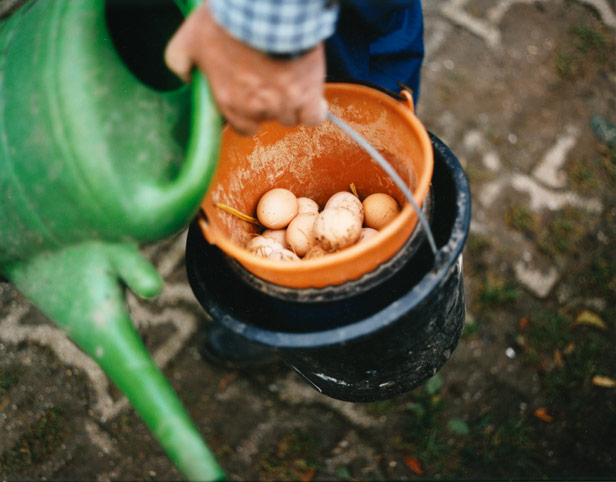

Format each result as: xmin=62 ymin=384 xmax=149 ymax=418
xmin=325 ymin=0 xmax=425 ymax=104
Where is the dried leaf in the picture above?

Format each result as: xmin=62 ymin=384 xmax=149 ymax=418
xmin=515 ymin=334 xmax=528 ymax=350
xmin=217 ymin=370 xmax=239 ymax=393
xmin=214 ymin=202 xmax=263 ymax=226
xmin=563 ymin=342 xmax=576 ymax=355
xmin=404 ymin=456 xmax=424 ymax=475
xmin=573 ymin=310 xmax=607 ymax=330
xmin=517 ymin=316 xmax=530 ymax=332
xmin=554 ymin=349 xmax=564 ymax=367
xmin=533 ymin=407 xmax=553 ymax=422
xmin=350 ymin=183 xmax=359 ymax=198
xmin=591 ymin=375 xmax=616 ymax=388
xmin=300 ymin=468 xmax=317 ymax=482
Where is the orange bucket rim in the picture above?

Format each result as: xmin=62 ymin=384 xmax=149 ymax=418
xmin=199 ymin=82 xmax=434 ymax=286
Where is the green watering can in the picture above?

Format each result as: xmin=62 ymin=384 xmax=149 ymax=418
xmin=0 ymin=0 xmax=225 ymax=479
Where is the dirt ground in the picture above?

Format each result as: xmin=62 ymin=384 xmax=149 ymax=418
xmin=1 ymin=0 xmax=615 ymax=480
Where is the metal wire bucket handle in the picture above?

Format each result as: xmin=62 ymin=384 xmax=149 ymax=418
xmin=326 ymin=112 xmax=447 ymax=270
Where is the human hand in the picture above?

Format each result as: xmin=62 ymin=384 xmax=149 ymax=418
xmin=165 ymin=2 xmax=328 ymax=136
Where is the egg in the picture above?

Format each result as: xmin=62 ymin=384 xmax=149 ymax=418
xmin=314 ymin=206 xmax=362 ymax=251
xmin=297 ymin=197 xmax=319 ymax=214
xmin=362 ymin=193 xmax=400 ymax=230
xmin=324 ymin=191 xmax=363 ymax=222
xmin=358 ymin=227 xmax=379 ymax=243
xmin=262 ymin=228 xmax=289 ymax=249
xmin=268 ymin=248 xmax=301 ymax=261
xmin=256 ymin=188 xmax=298 ymax=229
xmin=286 ymin=212 xmax=318 ymax=257
xmin=303 ymin=243 xmax=330 ymax=260
xmin=246 ymin=236 xmax=284 ymax=258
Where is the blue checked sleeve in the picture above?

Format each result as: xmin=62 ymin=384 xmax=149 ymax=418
xmin=209 ymin=0 xmax=340 ymax=55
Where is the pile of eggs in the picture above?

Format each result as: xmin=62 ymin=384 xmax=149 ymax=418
xmin=245 ymin=188 xmax=400 ymax=261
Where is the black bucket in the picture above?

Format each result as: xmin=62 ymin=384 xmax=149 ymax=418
xmin=186 ymin=132 xmax=471 ymax=402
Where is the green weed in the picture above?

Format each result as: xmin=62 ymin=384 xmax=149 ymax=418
xmin=476 ymin=274 xmax=520 ymax=310
xmin=519 ymin=306 xmax=615 ymax=445
xmin=0 ymin=407 xmax=65 ymax=474
xmin=465 ymin=234 xmax=491 ymax=258
xmin=505 ymin=204 xmax=540 ymax=235
xmin=336 ymin=466 xmax=354 ymax=480
xmin=537 ymin=207 xmax=587 ymax=258
xmin=554 ymin=49 xmax=576 ymax=79
xmin=567 ymin=156 xmax=602 ymax=192
xmin=461 ymin=415 xmax=540 ymax=477
xmin=257 ymin=429 xmax=320 ymax=481
xmin=366 ymin=399 xmax=399 ymax=416
xmin=399 ymin=375 xmax=451 ymax=470
xmin=462 ymin=311 xmax=483 ymax=337
xmin=399 ymin=375 xmax=543 ymax=478
xmin=0 ymin=365 xmax=22 ymax=396
xmin=599 ymin=145 xmax=616 ymax=184
xmin=592 ymin=254 xmax=616 ymax=293
xmin=523 ymin=310 xmax=572 ymax=354
xmin=554 ymin=22 xmax=614 ymax=80
xmin=545 ymin=328 xmax=614 ymax=407
xmin=573 ymin=24 xmax=607 ymax=53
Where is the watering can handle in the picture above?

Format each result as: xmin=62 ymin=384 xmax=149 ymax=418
xmin=141 ymin=73 xmax=220 ymax=223
xmin=135 ymin=0 xmax=221 ymax=222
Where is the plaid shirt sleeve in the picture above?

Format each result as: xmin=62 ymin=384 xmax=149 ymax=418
xmin=208 ymin=0 xmax=339 ymax=55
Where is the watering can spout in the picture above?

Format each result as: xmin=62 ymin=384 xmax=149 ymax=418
xmin=2 ymin=242 xmax=225 ymax=481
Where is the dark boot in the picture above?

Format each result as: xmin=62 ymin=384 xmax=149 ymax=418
xmin=198 ymin=322 xmax=277 ymax=368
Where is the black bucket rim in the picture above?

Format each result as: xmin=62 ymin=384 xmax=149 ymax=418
xmin=189 ymin=132 xmax=471 ymax=349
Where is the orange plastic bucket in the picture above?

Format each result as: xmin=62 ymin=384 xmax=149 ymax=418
xmin=198 ymin=83 xmax=433 ymax=288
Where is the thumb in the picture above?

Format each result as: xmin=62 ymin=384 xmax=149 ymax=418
xmin=164 ymin=27 xmax=194 ymax=83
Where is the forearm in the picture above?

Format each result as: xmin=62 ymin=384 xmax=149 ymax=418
xmin=165 ymin=1 xmax=330 ymax=135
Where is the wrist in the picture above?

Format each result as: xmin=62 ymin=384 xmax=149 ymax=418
xmin=265 ymin=46 xmax=315 ymax=61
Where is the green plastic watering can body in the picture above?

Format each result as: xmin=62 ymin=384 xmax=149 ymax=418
xmin=0 ymin=0 xmax=224 ymax=479
xmin=0 ymin=0 xmax=220 ymax=264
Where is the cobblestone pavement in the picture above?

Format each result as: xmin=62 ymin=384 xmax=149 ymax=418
xmin=1 ymin=0 xmax=615 ymax=480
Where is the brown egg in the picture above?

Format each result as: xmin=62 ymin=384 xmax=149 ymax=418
xmin=245 ymin=236 xmax=284 ymax=258
xmin=362 ymin=193 xmax=400 ymax=230
xmin=286 ymin=212 xmax=318 ymax=257
xmin=297 ymin=197 xmax=319 ymax=214
xmin=268 ymin=248 xmax=301 ymax=261
xmin=303 ymin=244 xmax=330 ymax=260
xmin=262 ymin=229 xmax=289 ymax=249
xmin=358 ymin=227 xmax=379 ymax=243
xmin=256 ymin=188 xmax=298 ymax=229
xmin=314 ymin=206 xmax=362 ymax=251
xmin=324 ymin=191 xmax=364 ymax=222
